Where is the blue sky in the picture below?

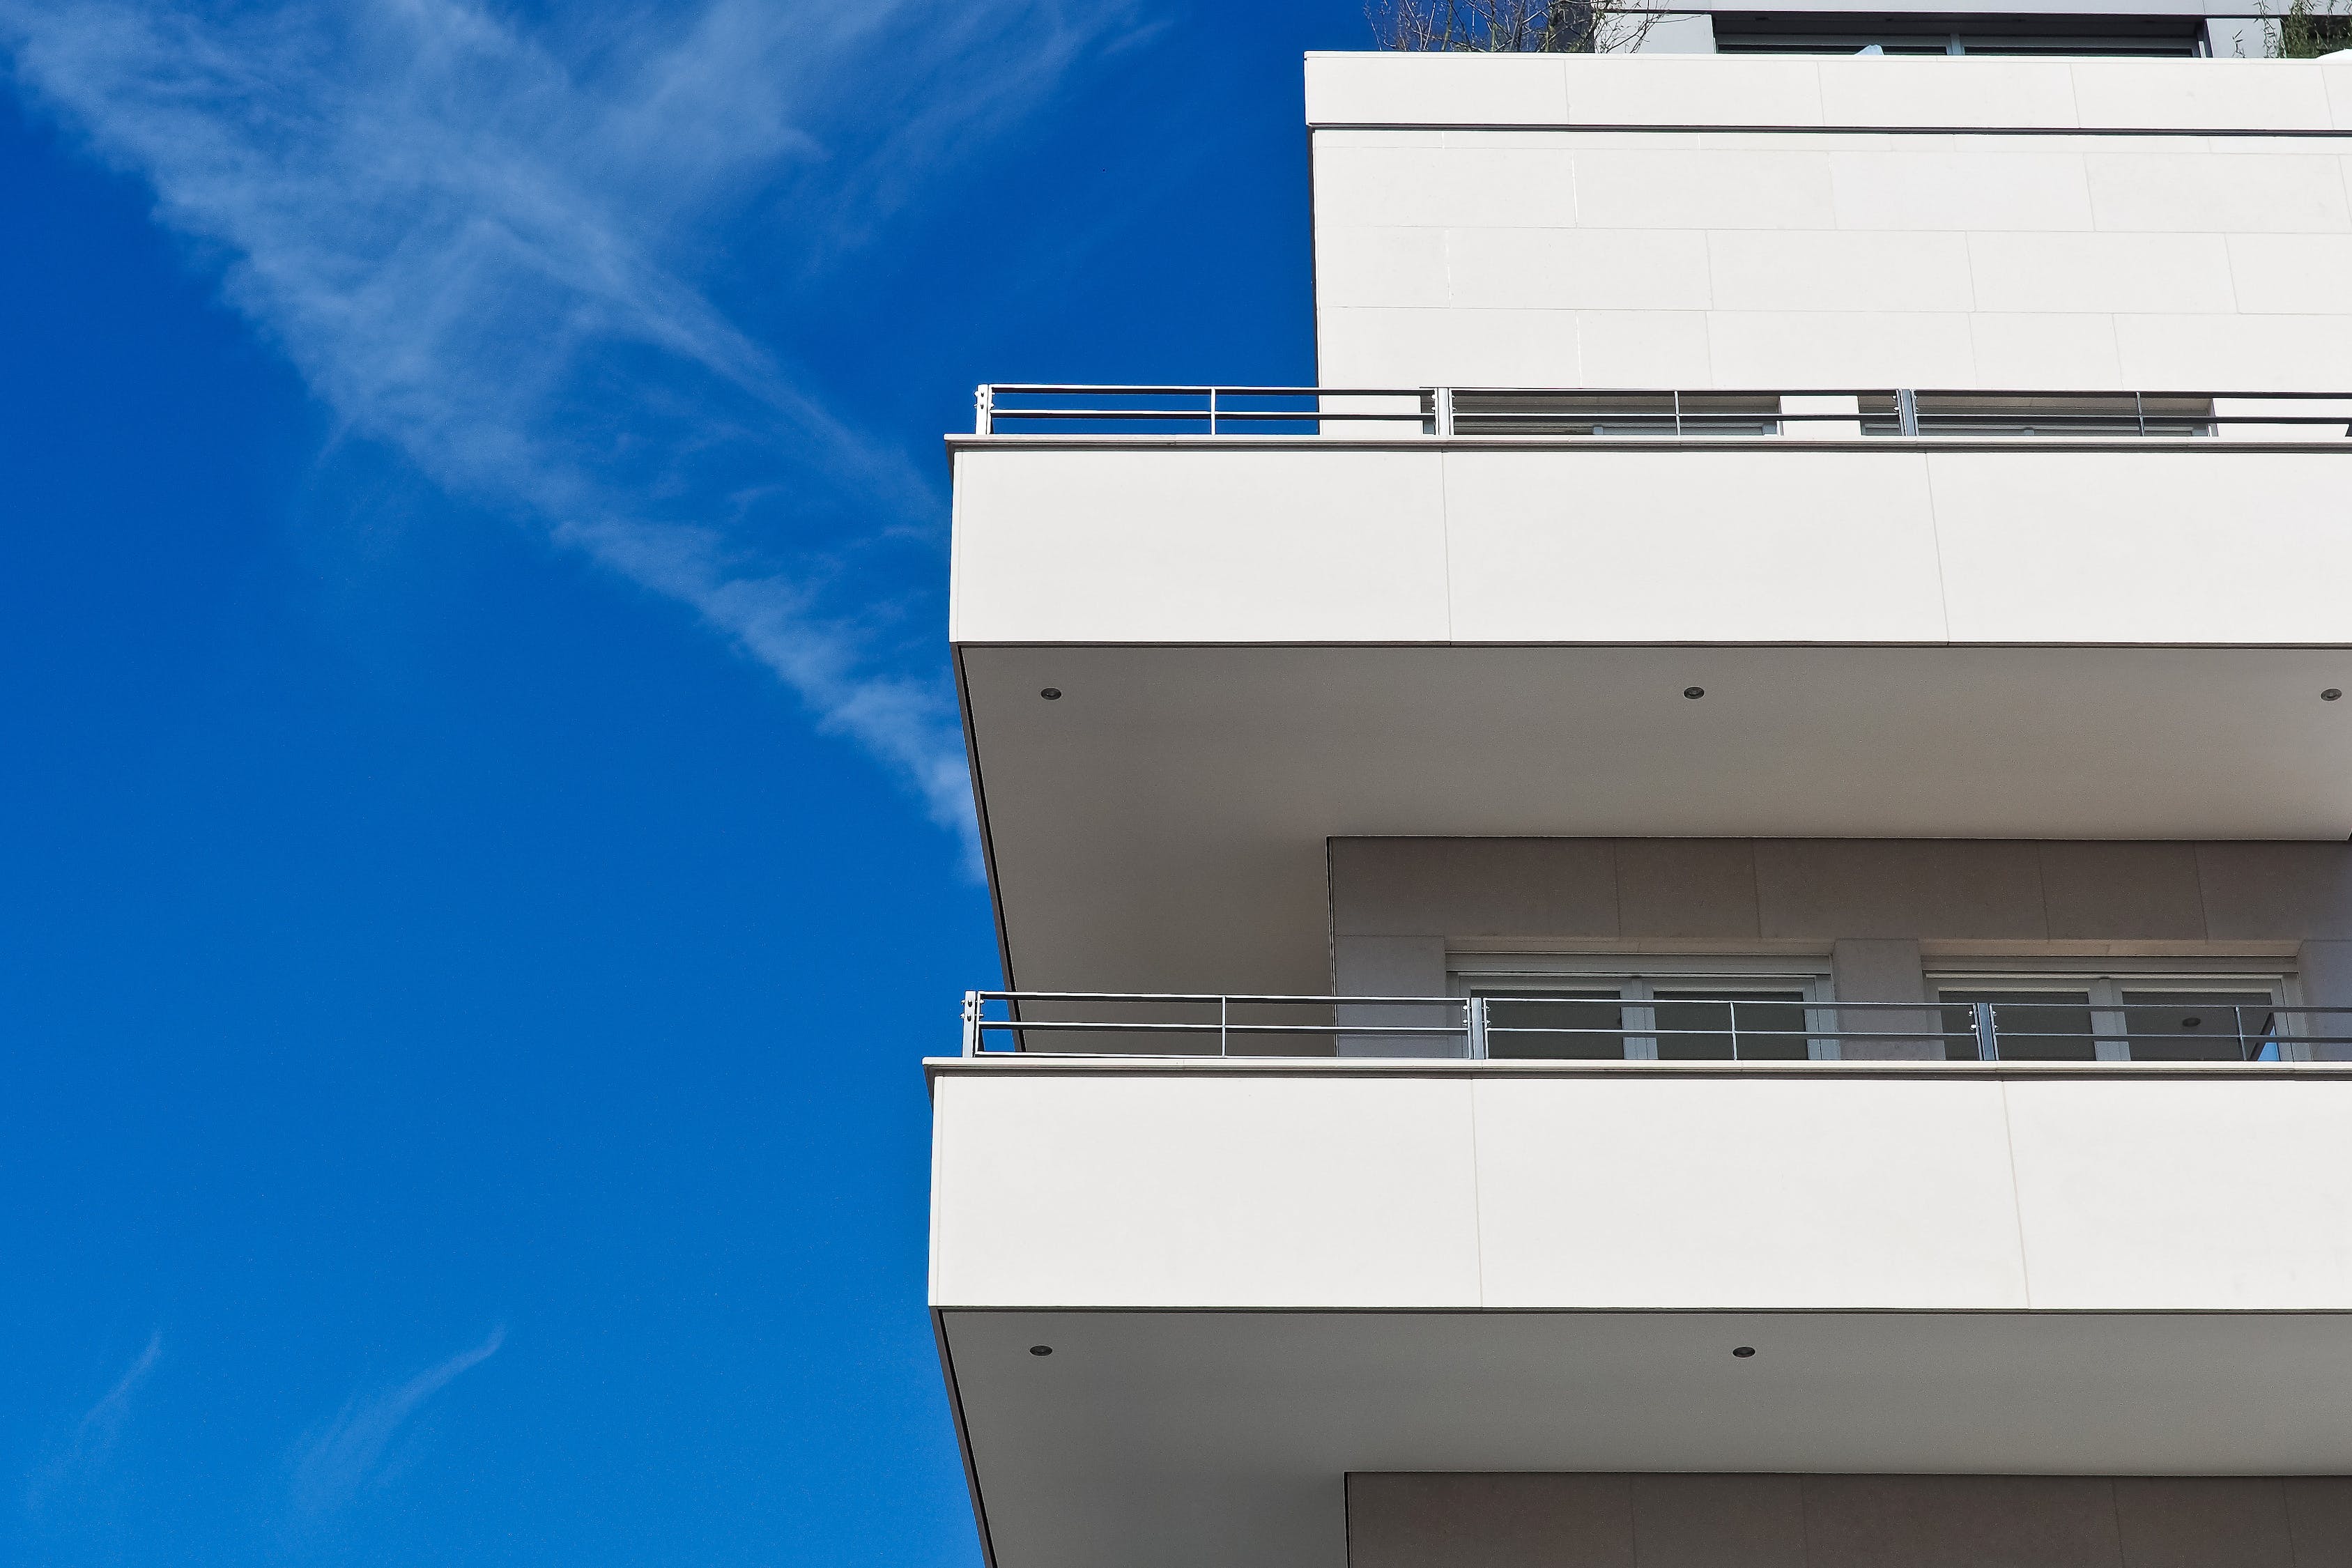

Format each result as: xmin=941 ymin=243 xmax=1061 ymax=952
xmin=0 ymin=3 xmax=1356 ymax=1564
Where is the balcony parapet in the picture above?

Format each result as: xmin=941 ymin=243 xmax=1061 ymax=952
xmin=958 ymin=990 xmax=2352 ymax=1065
xmin=971 ymin=383 xmax=2352 ymax=443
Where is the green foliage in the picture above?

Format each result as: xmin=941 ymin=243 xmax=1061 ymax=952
xmin=2273 ymin=0 xmax=2352 ymax=55
xmin=1368 ymin=0 xmax=1652 ymax=53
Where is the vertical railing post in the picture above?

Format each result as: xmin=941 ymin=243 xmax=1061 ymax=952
xmin=974 ymin=385 xmax=992 ymax=436
xmin=2235 ymin=1004 xmax=2250 ymax=1062
xmin=1728 ymin=999 xmax=1741 ymax=1061
xmin=1898 ymin=387 xmax=1919 ymax=436
xmin=1220 ymin=994 xmax=1229 ymax=1059
xmin=2135 ymin=390 xmax=2148 ymax=438
xmin=1974 ymin=1002 xmax=1999 ymax=1061
xmin=963 ymin=990 xmax=982 ymax=1056
xmin=1435 ymin=387 xmax=1454 ymax=438
xmin=1673 ymin=388 xmax=1684 ymax=438
xmin=1207 ymin=387 xmax=1217 ymax=436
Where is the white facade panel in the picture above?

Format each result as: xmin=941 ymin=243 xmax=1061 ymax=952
xmin=1569 ymin=148 xmax=1837 ymax=231
xmin=2082 ymin=148 xmax=2352 ymax=235
xmin=1312 ymin=109 xmax=2352 ymax=390
xmin=1705 ymin=230 xmax=1976 ymax=313
xmin=1574 ymin=309 xmax=1716 ymax=383
xmin=951 ymin=443 xmax=2352 ymax=651
xmin=2112 ymin=311 xmax=2352 ymax=386
xmin=1811 ymin=59 xmax=2083 ymax=129
xmin=1472 ymin=1077 xmax=2032 ymax=1309
xmin=1824 ymin=147 xmax=2094 ymax=233
xmin=1924 ymin=451 xmax=2352 ymax=645
xmin=1702 ymin=310 xmax=1980 ymax=384
xmin=1439 ymin=449 xmax=1949 ymax=644
xmin=1966 ymin=314 xmax=2127 ymax=386
xmin=1316 ymin=306 xmax=1586 ymax=385
xmin=2064 ymin=59 xmax=2337 ymax=132
xmin=949 ymin=446 xmax=1450 ymax=645
xmin=1448 ymin=229 xmax=1714 ymax=311
xmin=1560 ymin=56 xmax=1830 ymax=127
xmin=2004 ymin=1079 xmax=2352 ymax=1309
xmin=931 ymin=1066 xmax=2352 ymax=1313
xmin=1303 ymin=54 xmax=2352 ymax=134
xmin=929 ymin=1072 xmax=1482 ymax=1308
xmin=1965 ymin=232 xmax=2238 ymax=315
xmin=1303 ymin=52 xmax=1568 ymax=125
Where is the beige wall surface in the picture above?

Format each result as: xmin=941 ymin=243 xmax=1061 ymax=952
xmin=1308 ymin=56 xmax=2352 ymax=390
xmin=1347 ymin=1473 xmax=2352 ymax=1568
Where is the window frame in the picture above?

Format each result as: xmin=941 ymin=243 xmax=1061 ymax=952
xmin=1928 ymin=967 xmax=2301 ymax=1062
xmin=1452 ymin=955 xmax=1836 ymax=1061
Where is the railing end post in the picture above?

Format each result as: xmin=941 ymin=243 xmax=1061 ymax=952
xmin=975 ymin=385 xmax=992 ymax=436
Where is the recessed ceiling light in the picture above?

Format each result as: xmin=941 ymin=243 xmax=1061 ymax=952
xmin=1029 ymin=1345 xmax=1054 ymax=1357
xmin=2182 ymin=1016 xmax=2202 ymax=1029
xmin=1040 ymin=688 xmax=1063 ymax=701
xmin=1683 ymin=686 xmax=1705 ymax=700
xmin=2326 ymin=689 xmax=2342 ymax=702
xmin=1732 ymin=1345 xmax=1756 ymax=1359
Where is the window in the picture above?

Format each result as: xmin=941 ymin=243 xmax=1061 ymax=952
xmin=1933 ymin=974 xmax=2295 ymax=1063
xmin=1459 ymin=960 xmax=1832 ymax=1061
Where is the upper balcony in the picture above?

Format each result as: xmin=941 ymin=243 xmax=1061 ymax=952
xmin=951 ymin=383 xmax=2352 ymax=993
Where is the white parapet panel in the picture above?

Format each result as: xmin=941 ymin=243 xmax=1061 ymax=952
xmin=948 ymin=442 xmax=2352 ymax=649
xmin=929 ymin=1062 xmax=2352 ymax=1312
xmin=1305 ymin=54 xmax=2352 ymax=390
xmin=1303 ymin=52 xmax=2352 ymax=132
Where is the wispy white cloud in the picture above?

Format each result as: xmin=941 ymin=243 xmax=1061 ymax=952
xmin=289 ymin=1325 xmax=504 ymax=1519
xmin=0 ymin=0 xmax=1125 ymax=855
xmin=26 ymin=1331 xmax=162 ymax=1511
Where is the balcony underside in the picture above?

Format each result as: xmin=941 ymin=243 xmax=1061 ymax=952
xmin=943 ymin=1307 xmax=2352 ymax=1568
xmin=962 ymin=643 xmax=2352 ymax=994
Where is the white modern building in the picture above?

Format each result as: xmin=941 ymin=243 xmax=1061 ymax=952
xmin=932 ymin=35 xmax=2352 ymax=1568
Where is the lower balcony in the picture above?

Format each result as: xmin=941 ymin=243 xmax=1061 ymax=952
xmin=928 ymin=1045 xmax=2352 ymax=1568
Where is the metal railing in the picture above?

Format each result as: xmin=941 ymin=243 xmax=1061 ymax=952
xmin=974 ymin=385 xmax=2352 ymax=440
xmin=961 ymin=992 xmax=2352 ymax=1063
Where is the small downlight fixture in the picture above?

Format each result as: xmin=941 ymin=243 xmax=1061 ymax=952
xmin=1683 ymin=686 xmax=1706 ymax=700
xmin=2326 ymin=689 xmax=2342 ymax=702
xmin=1040 ymin=687 xmax=1063 ymax=701
xmin=1732 ymin=1346 xmax=1757 ymax=1360
xmin=1029 ymin=1345 xmax=1054 ymax=1357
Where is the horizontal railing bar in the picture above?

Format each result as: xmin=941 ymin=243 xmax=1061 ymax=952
xmin=985 ymin=385 xmax=1425 ymax=397
xmin=983 ymin=410 xmax=1427 ymax=423
xmin=990 ymin=385 xmax=2352 ymax=401
xmin=978 ymin=1022 xmax=1465 ymax=1035
xmin=976 ymin=990 xmax=1464 ymax=1004
xmin=977 ymin=991 xmax=2352 ymax=1013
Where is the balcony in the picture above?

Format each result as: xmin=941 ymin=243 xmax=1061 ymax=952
xmin=974 ymin=383 xmax=2352 ymax=440
xmin=960 ymin=990 xmax=2349 ymax=1063
xmin=949 ymin=385 xmax=2352 ymax=995
xmin=928 ymin=1038 xmax=2352 ymax=1568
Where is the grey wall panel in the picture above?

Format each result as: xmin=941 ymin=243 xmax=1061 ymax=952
xmin=1347 ymin=1474 xmax=2352 ymax=1568
xmin=1329 ymin=837 xmax=2352 ymax=952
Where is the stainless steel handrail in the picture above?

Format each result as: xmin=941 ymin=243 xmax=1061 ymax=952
xmin=972 ymin=384 xmax=2352 ymax=438
xmin=961 ymin=991 xmax=2351 ymax=1063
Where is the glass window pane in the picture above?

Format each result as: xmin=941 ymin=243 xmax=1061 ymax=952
xmin=1939 ymin=989 xmax=2096 ymax=1061
xmin=1652 ymin=990 xmax=1810 ymax=1060
xmin=2117 ymin=991 xmax=2279 ymax=1062
xmin=1483 ymin=992 xmax=1628 ymax=1059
